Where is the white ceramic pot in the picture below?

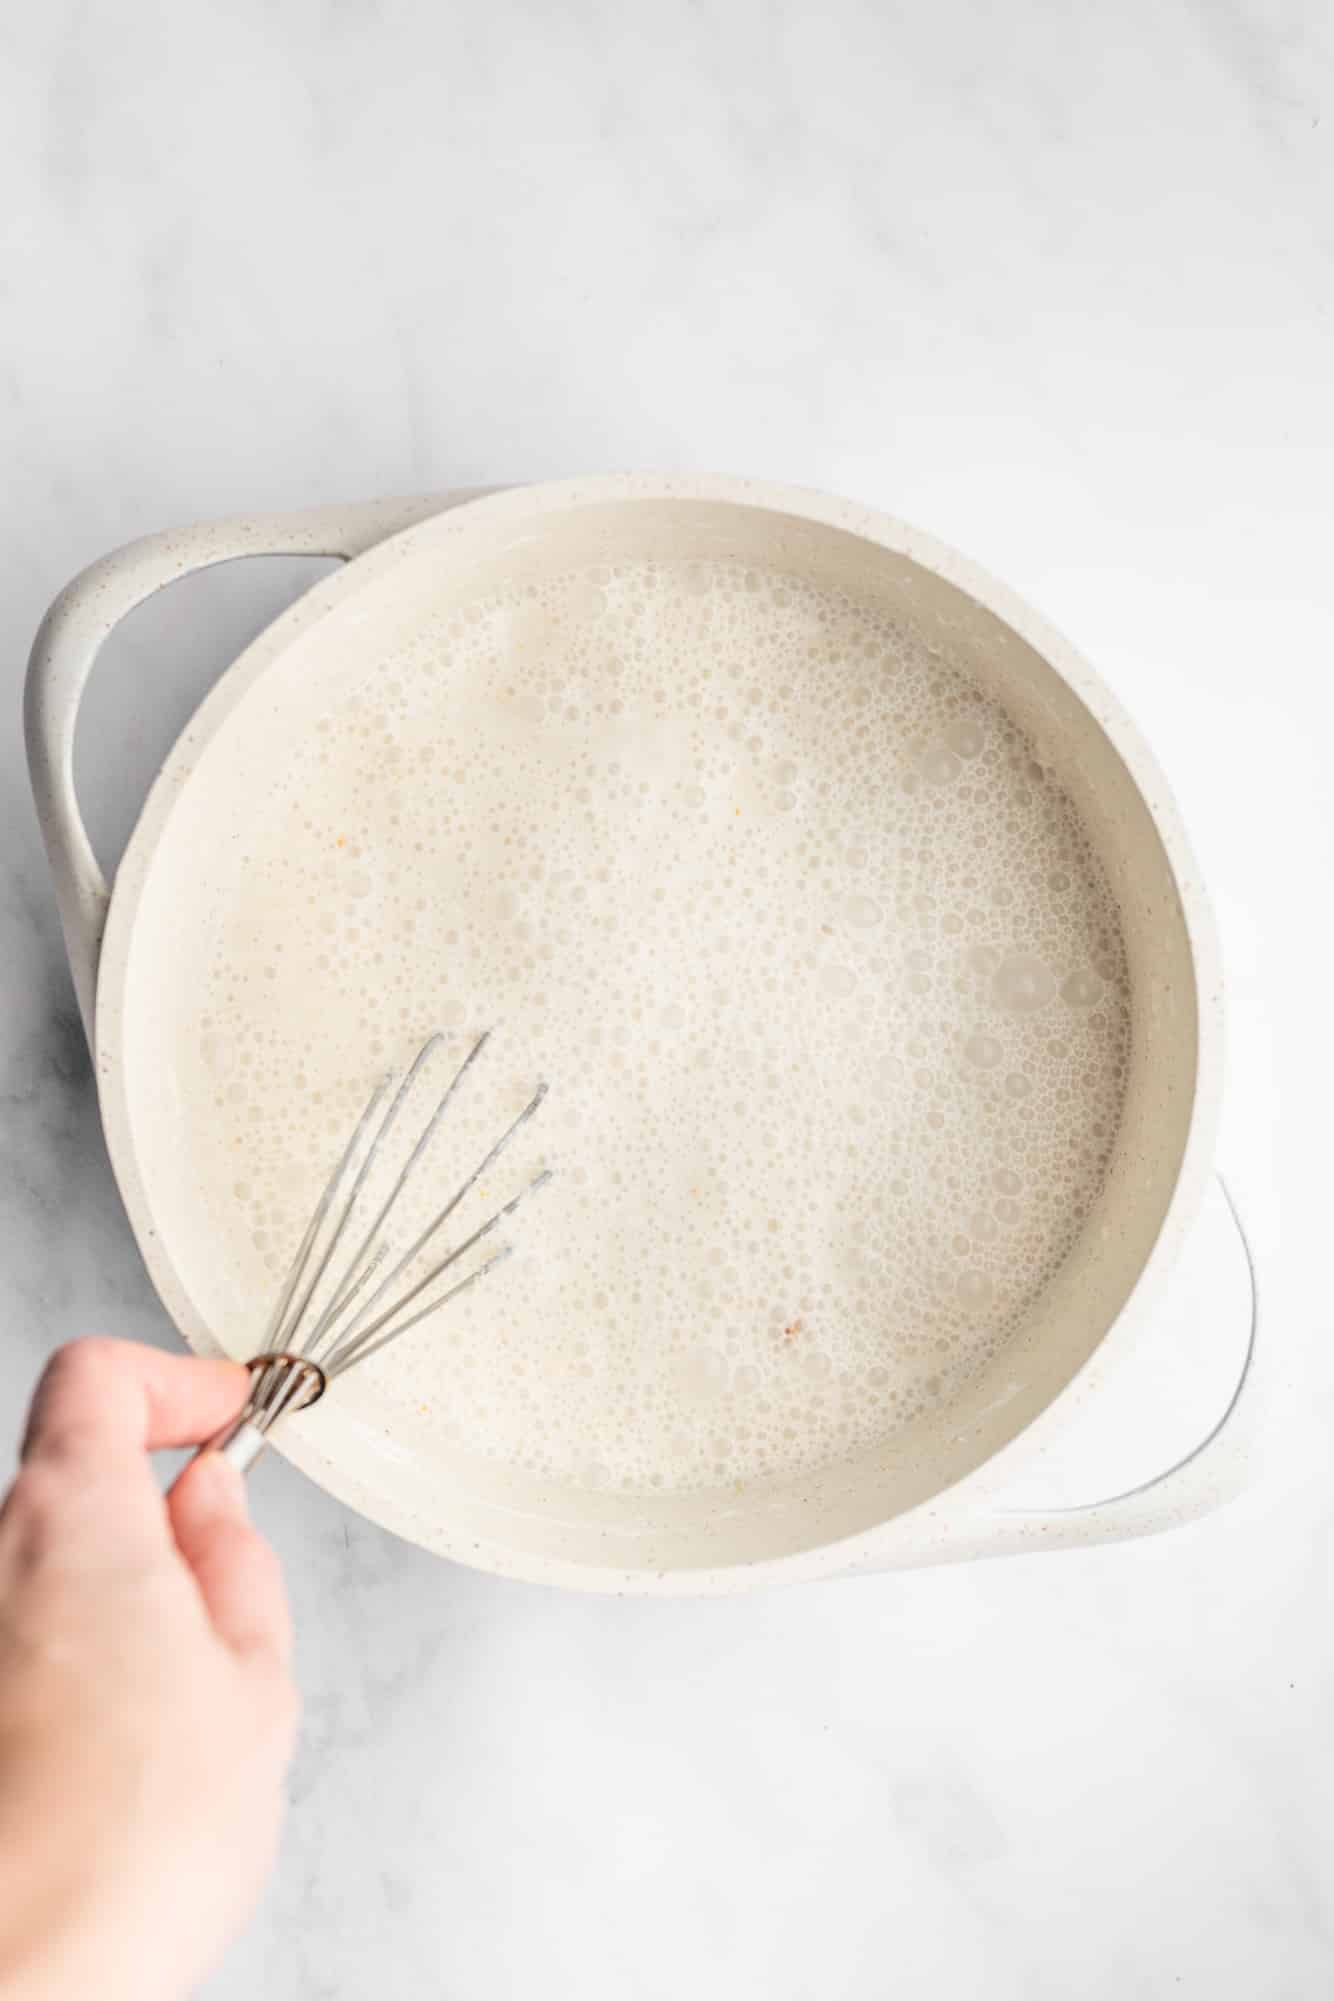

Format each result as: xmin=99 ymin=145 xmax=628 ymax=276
xmin=25 ymin=477 xmax=1255 ymax=1592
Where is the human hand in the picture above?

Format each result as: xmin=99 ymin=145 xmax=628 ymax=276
xmin=0 ymin=1339 xmax=298 ymax=2001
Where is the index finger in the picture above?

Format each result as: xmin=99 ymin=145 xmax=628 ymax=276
xmin=22 ymin=1338 xmax=250 ymax=1469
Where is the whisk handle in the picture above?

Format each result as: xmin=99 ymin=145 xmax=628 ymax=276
xmin=207 ymin=1417 xmax=271 ymax=1475
xmin=193 ymin=1353 xmax=327 ymax=1478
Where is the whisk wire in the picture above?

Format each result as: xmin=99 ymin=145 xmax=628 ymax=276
xmin=272 ymin=1034 xmax=444 ymax=1356
xmin=264 ymin=1030 xmax=549 ymax=1380
xmin=259 ymin=1071 xmax=396 ymax=1354
xmin=315 ymin=1079 xmax=549 ymax=1367
xmin=306 ymin=1029 xmax=492 ymax=1348
xmin=324 ymin=1249 xmax=513 ymax=1378
xmin=198 ymin=1028 xmax=550 ymax=1472
xmin=322 ymin=1166 xmax=553 ymax=1376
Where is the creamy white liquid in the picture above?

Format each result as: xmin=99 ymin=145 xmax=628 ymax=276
xmin=188 ymin=558 xmax=1130 ymax=1495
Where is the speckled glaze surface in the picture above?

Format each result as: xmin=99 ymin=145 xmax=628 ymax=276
xmin=25 ymin=475 xmax=1244 ymax=1593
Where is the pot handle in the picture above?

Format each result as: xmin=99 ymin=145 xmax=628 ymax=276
xmin=891 ymin=1174 xmax=1259 ymax=1565
xmin=24 ymin=494 xmax=487 ymax=1045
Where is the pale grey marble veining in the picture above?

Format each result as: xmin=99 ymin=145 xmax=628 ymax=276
xmin=2 ymin=2 xmax=1333 ymax=1996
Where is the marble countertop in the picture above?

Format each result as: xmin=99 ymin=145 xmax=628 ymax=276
xmin=3 ymin=4 xmax=1331 ymax=1995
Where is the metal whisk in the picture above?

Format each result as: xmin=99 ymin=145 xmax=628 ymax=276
xmin=201 ymin=1030 xmax=550 ymax=1472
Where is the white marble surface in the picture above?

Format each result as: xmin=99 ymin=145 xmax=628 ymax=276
xmin=3 ymin=3 xmax=1333 ymax=1994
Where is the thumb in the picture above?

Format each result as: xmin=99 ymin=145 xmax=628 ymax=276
xmin=168 ymin=1453 xmax=293 ymax=1670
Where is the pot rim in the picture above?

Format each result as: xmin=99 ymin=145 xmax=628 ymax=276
xmin=94 ymin=472 xmax=1223 ymax=1592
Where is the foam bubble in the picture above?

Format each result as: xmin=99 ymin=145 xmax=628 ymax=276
xmin=1062 ymin=968 xmax=1102 ymax=1008
xmin=992 ymin=954 xmax=1057 ymax=1013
